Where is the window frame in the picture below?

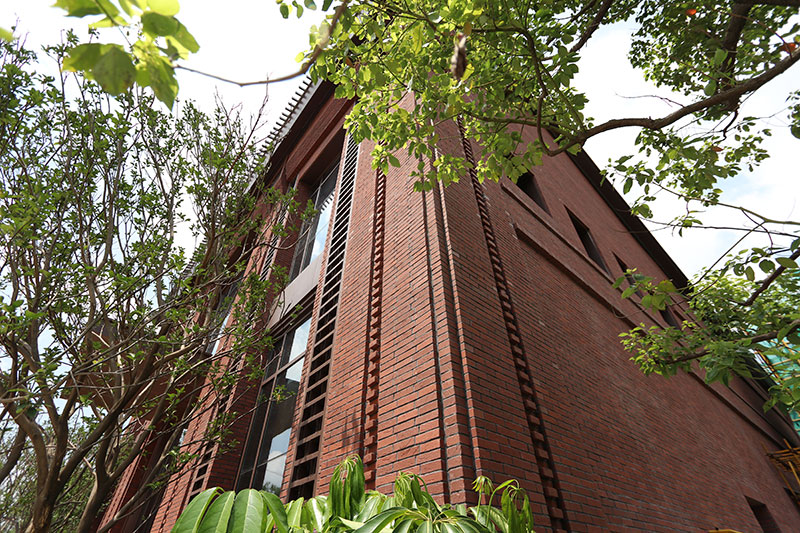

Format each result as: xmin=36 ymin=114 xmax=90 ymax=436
xmin=288 ymin=164 xmax=339 ymax=281
xmin=514 ymin=171 xmax=549 ymax=213
xmin=235 ymin=312 xmax=312 ymax=493
xmin=567 ymin=211 xmax=610 ymax=274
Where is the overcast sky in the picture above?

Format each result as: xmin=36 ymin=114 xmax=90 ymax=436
xmin=2 ymin=1 xmax=798 ymax=278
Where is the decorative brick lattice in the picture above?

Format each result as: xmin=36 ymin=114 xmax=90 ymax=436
xmin=360 ymin=166 xmax=387 ymax=488
xmin=457 ymin=118 xmax=571 ymax=532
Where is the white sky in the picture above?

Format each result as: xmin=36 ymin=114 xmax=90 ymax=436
xmin=2 ymin=1 xmax=798 ymax=278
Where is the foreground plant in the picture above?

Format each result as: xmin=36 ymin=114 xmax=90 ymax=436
xmin=172 ymin=456 xmax=536 ymax=533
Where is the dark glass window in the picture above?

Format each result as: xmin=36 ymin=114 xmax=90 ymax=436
xmin=236 ymin=316 xmax=311 ymax=493
xmin=515 ymin=172 xmax=548 ymax=213
xmin=568 ymin=212 xmax=610 ymax=274
xmin=614 ymin=255 xmax=642 ymax=297
xmin=659 ymin=308 xmax=680 ymax=328
xmin=289 ymin=165 xmax=338 ymax=280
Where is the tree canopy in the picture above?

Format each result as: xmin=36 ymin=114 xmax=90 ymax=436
xmin=0 ymin=35 xmax=308 ymax=531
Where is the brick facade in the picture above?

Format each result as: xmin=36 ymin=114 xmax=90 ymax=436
xmin=102 ymin=83 xmax=800 ymax=532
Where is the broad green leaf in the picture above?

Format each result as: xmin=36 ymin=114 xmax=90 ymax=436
xmin=286 ymin=497 xmax=304 ymax=528
xmin=92 ymin=46 xmax=136 ymax=95
xmin=54 ymin=0 xmax=104 ymax=17
xmin=393 ymin=519 xmax=416 ymax=533
xmin=198 ymin=491 xmax=235 ymax=533
xmin=353 ymin=508 xmax=412 ymax=533
xmin=416 ymin=521 xmax=433 ymax=533
xmin=303 ymin=496 xmax=328 ymax=531
xmin=262 ymin=491 xmax=289 ymax=533
xmin=228 ymin=489 xmax=265 ymax=533
xmin=142 ymin=12 xmax=180 ymax=36
xmin=355 ymin=492 xmax=385 ymax=522
xmin=703 ymin=80 xmax=716 ymax=97
xmin=63 ymin=43 xmax=107 ymax=72
xmin=341 ymin=518 xmax=366 ymax=529
xmin=171 ymin=488 xmax=221 ymax=533
xmin=142 ymin=54 xmax=177 ymax=108
xmin=776 ymin=257 xmax=798 ymax=269
xmin=171 ymin=20 xmax=199 ymax=53
xmin=0 ymin=28 xmax=14 ymax=41
xmin=148 ymin=0 xmax=181 ymax=16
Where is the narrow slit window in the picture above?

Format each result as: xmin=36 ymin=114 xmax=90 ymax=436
xmin=568 ymin=212 xmax=609 ymax=273
xmin=747 ymin=497 xmax=782 ymax=533
xmin=659 ymin=308 xmax=680 ymax=328
xmin=614 ymin=255 xmax=641 ymax=296
xmin=515 ymin=172 xmax=549 ymax=213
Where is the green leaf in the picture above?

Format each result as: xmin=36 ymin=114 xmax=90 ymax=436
xmin=704 ymin=80 xmax=717 ymax=97
xmin=141 ymin=54 xmax=177 ymax=108
xmin=63 ymin=43 xmax=107 ymax=72
xmin=621 ymin=287 xmax=636 ymax=299
xmin=53 ymin=0 xmax=104 ymax=17
xmin=341 ymin=518 xmax=366 ymax=529
xmin=148 ymin=0 xmax=181 ymax=16
xmin=303 ymin=497 xmax=328 ymax=531
xmin=142 ymin=12 xmax=180 ymax=36
xmin=776 ymin=257 xmax=798 ymax=269
xmin=0 ymin=27 xmax=14 ymax=41
xmin=744 ymin=266 xmax=755 ymax=281
xmin=171 ymin=20 xmax=200 ymax=53
xmin=228 ymin=490 xmax=266 ymax=533
xmin=280 ymin=3 xmax=290 ymax=18
xmin=322 ymin=0 xmax=333 ymax=9
xmin=262 ymin=491 xmax=289 ymax=533
xmin=92 ymin=46 xmax=136 ymax=95
xmin=171 ymin=488 xmax=221 ymax=533
xmin=286 ymin=497 xmax=304 ymax=528
xmin=198 ymin=491 xmax=235 ymax=533
xmin=791 ymin=124 xmax=800 ymax=139
xmin=353 ymin=508 xmax=411 ymax=533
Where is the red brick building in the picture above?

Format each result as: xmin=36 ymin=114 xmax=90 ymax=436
xmin=101 ymin=80 xmax=800 ymax=532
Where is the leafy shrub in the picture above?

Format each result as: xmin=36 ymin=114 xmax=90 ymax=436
xmin=172 ymin=456 xmax=535 ymax=533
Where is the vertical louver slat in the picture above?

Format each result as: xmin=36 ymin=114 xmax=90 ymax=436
xmin=288 ymin=135 xmax=359 ymax=499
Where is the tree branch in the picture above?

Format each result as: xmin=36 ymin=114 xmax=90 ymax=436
xmin=740 ymin=248 xmax=800 ymax=307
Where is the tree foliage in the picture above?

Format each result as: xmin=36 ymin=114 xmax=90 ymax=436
xmin=173 ymin=455 xmax=537 ymax=533
xmin=0 ymin=37 xmax=304 ymax=532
